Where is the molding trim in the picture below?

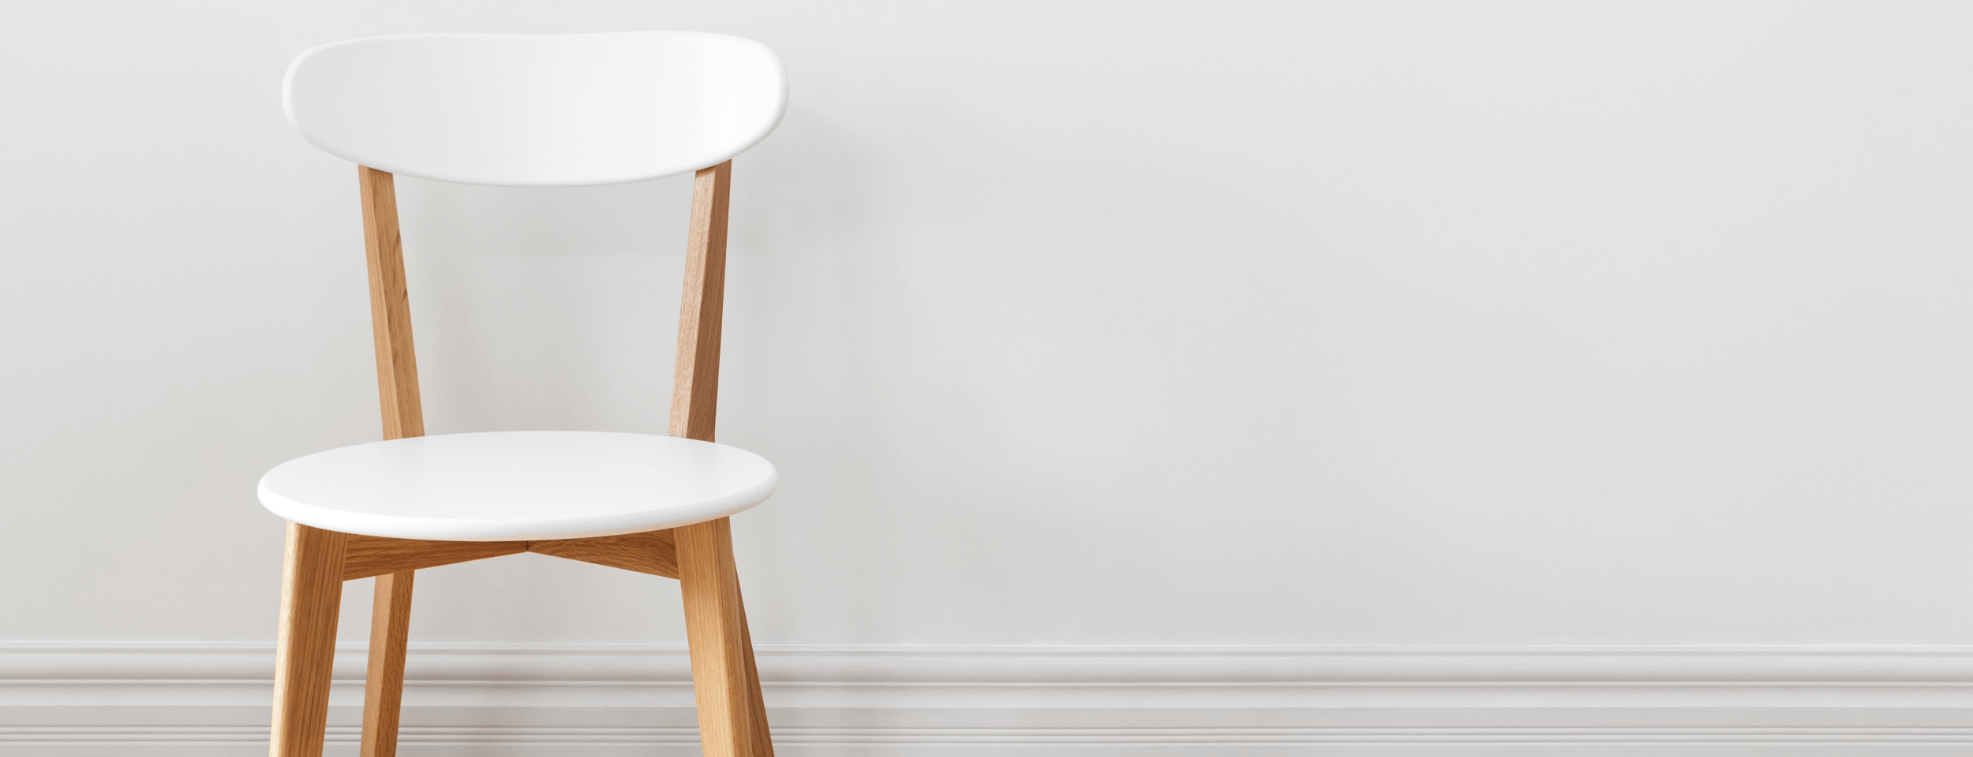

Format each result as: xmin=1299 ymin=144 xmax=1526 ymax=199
xmin=7 ymin=643 xmax=1973 ymax=752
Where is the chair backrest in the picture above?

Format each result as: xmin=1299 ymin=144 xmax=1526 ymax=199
xmin=284 ymin=31 xmax=786 ymax=187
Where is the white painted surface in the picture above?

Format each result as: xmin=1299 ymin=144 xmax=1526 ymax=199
xmin=5 ymin=1 xmax=1973 ymax=748
xmin=9 ymin=642 xmax=1973 ymax=755
xmin=285 ymin=31 xmax=787 ymax=186
xmin=258 ymin=431 xmax=777 ymax=540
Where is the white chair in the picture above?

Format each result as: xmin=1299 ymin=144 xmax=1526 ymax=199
xmin=263 ymin=31 xmax=787 ymax=757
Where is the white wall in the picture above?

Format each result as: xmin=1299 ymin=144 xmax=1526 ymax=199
xmin=6 ymin=0 xmax=1973 ymax=691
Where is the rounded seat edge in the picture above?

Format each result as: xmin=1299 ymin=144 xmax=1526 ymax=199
xmin=256 ymin=431 xmax=778 ymax=542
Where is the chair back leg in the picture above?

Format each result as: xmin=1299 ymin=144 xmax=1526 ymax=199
xmin=360 ymin=571 xmax=416 ymax=757
xmin=739 ymin=609 xmax=774 ymax=756
xmin=669 ymin=161 xmax=774 ymax=756
xmin=354 ymin=164 xmax=427 ymax=757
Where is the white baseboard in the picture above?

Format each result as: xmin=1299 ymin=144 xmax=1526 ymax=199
xmin=7 ymin=643 xmax=1973 ymax=754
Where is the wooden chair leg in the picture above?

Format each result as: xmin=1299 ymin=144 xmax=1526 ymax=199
xmin=677 ymin=517 xmax=772 ymax=757
xmin=271 ymin=523 xmax=348 ymax=757
xmin=737 ymin=589 xmax=775 ymax=757
xmin=360 ymin=570 xmax=415 ymax=757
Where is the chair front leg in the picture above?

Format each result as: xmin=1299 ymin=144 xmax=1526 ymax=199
xmin=677 ymin=517 xmax=772 ymax=757
xmin=270 ymin=523 xmax=348 ymax=757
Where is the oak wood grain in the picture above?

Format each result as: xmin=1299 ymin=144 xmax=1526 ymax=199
xmin=270 ymin=523 xmax=348 ymax=757
xmin=360 ymin=571 xmax=414 ymax=757
xmin=359 ymin=166 xmax=424 ymax=441
xmin=668 ymin=160 xmax=772 ymax=755
xmin=738 ymin=587 xmax=774 ymax=757
xmin=355 ymin=165 xmax=426 ymax=757
xmin=342 ymin=535 xmax=528 ymax=581
xmin=528 ymin=529 xmax=679 ymax=578
xmin=669 ymin=161 xmax=732 ymax=443
xmin=677 ymin=517 xmax=757 ymax=757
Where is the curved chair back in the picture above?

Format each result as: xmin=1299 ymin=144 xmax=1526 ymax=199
xmin=284 ymin=31 xmax=786 ymax=186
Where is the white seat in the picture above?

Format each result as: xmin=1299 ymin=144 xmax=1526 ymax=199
xmin=259 ymin=431 xmax=777 ymax=542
